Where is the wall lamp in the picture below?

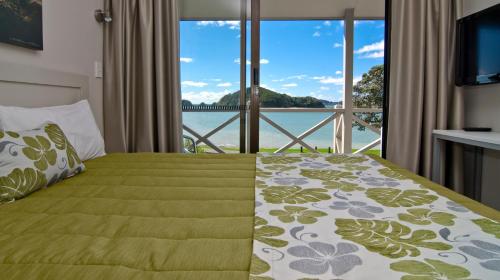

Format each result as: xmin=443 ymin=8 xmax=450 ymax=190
xmin=95 ymin=9 xmax=112 ymax=23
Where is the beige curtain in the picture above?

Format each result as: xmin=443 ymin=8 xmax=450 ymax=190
xmin=387 ymin=0 xmax=464 ymax=192
xmin=103 ymin=0 xmax=183 ymax=153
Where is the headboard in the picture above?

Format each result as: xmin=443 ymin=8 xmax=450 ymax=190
xmin=0 ymin=61 xmax=89 ymax=107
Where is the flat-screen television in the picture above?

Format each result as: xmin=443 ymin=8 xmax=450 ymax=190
xmin=456 ymin=4 xmax=500 ymax=86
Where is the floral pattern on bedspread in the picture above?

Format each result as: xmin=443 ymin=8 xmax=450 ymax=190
xmin=250 ymin=153 xmax=500 ymax=280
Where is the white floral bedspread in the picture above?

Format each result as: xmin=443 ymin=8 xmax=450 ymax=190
xmin=250 ymin=153 xmax=500 ymax=280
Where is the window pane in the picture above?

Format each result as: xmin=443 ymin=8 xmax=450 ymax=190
xmin=352 ymin=20 xmax=385 ymax=154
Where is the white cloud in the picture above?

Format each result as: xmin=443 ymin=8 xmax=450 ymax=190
xmin=210 ymin=78 xmax=222 ymax=82
xmin=217 ymin=82 xmax=232 ymax=87
xmin=361 ymin=51 xmax=384 ymax=59
xmin=180 ymin=57 xmax=193 ymax=63
xmin=273 ymin=74 xmax=307 ymax=82
xmin=324 ymin=20 xmax=332 ymax=26
xmin=333 ymin=42 xmax=343 ymax=48
xmin=260 ymin=59 xmax=270 ymax=65
xmin=355 ymin=40 xmax=384 ymax=53
xmin=182 ymin=90 xmax=230 ymax=104
xmin=314 ymin=25 xmax=322 ymax=30
xmin=283 ymin=83 xmax=298 ymax=88
xmin=355 ymin=40 xmax=384 ymax=59
xmin=181 ymin=80 xmax=208 ymax=88
xmin=316 ymin=76 xmax=361 ymax=86
xmin=319 ymin=77 xmax=344 ymax=85
xmin=196 ymin=21 xmax=240 ymax=30
xmin=313 ymin=31 xmax=321 ymax=37
xmin=335 ymin=70 xmax=343 ymax=75
xmin=320 ymin=86 xmax=330 ymax=91
xmin=234 ymin=58 xmax=250 ymax=65
xmin=234 ymin=58 xmax=270 ymax=65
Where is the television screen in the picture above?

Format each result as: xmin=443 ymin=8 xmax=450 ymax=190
xmin=456 ymin=4 xmax=500 ymax=86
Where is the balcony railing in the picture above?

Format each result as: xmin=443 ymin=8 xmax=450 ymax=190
xmin=182 ymin=106 xmax=382 ymax=154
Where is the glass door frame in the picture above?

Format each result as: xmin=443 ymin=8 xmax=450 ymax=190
xmin=239 ymin=0 xmax=248 ymax=153
xmin=179 ymin=1 xmax=386 ymax=154
xmin=248 ymin=0 xmax=261 ymax=153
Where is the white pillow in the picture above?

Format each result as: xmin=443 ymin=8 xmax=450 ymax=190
xmin=0 ymin=100 xmax=106 ymax=161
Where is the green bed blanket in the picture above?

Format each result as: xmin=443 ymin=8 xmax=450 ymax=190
xmin=0 ymin=153 xmax=256 ymax=280
xmin=1 ymin=153 xmax=499 ymax=280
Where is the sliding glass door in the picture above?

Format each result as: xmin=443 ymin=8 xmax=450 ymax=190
xmin=180 ymin=0 xmax=385 ymax=154
xmin=179 ymin=0 xmax=248 ymax=153
xmin=249 ymin=0 xmax=386 ymax=154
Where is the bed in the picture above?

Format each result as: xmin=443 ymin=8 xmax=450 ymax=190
xmin=1 ymin=152 xmax=499 ymax=280
xmin=1 ymin=64 xmax=499 ymax=280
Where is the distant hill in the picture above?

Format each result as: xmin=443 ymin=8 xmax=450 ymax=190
xmin=320 ymin=99 xmax=342 ymax=108
xmin=217 ymin=87 xmax=325 ymax=108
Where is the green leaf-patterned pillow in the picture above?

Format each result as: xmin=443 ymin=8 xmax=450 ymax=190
xmin=0 ymin=123 xmax=85 ymax=203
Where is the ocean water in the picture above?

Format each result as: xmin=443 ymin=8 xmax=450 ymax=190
xmin=183 ymin=112 xmax=380 ymax=150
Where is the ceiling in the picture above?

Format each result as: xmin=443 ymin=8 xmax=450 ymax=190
xmin=180 ymin=0 xmax=385 ymax=20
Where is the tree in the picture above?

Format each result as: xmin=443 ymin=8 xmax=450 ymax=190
xmin=353 ymin=64 xmax=383 ymax=130
xmin=181 ymin=100 xmax=193 ymax=107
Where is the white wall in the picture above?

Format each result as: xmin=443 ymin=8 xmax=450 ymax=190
xmin=0 ymin=0 xmax=104 ymax=131
xmin=461 ymin=0 xmax=500 ymax=209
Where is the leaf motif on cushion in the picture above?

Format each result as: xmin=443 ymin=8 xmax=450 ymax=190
xmin=378 ymin=168 xmax=407 ymax=180
xmin=44 ymin=123 xmax=81 ymax=168
xmin=472 ymin=219 xmax=500 ymax=238
xmin=366 ymin=188 xmax=438 ymax=207
xmin=398 ymin=208 xmax=456 ymax=226
xmin=0 ymin=168 xmax=47 ymax=202
xmin=390 ymin=258 xmax=471 ymax=280
xmin=262 ymin=186 xmax=331 ymax=204
xmin=22 ymin=135 xmax=57 ymax=171
xmin=300 ymin=169 xmax=356 ymax=181
xmin=254 ymin=216 xmax=288 ymax=248
xmin=334 ymin=219 xmax=452 ymax=259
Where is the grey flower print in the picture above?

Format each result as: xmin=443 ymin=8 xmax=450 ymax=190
xmin=299 ymin=161 xmax=331 ymax=169
xmin=330 ymin=201 xmax=383 ymax=218
xmin=273 ymin=177 xmax=309 ymax=186
xmin=288 ymin=242 xmax=362 ymax=276
xmin=361 ymin=176 xmax=399 ymax=187
xmin=459 ymin=240 xmax=500 ymax=272
xmin=446 ymin=201 xmax=469 ymax=213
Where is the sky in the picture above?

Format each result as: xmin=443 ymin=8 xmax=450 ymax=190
xmin=180 ymin=20 xmax=385 ymax=104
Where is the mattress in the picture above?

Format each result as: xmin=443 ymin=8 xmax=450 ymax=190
xmin=0 ymin=153 xmax=499 ymax=280
xmin=0 ymin=153 xmax=256 ymax=280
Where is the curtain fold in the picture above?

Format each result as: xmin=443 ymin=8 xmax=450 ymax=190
xmin=387 ymin=0 xmax=464 ymax=192
xmin=103 ymin=0 xmax=183 ymax=153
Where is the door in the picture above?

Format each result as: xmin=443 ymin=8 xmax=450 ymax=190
xmin=180 ymin=0 xmax=386 ymax=155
